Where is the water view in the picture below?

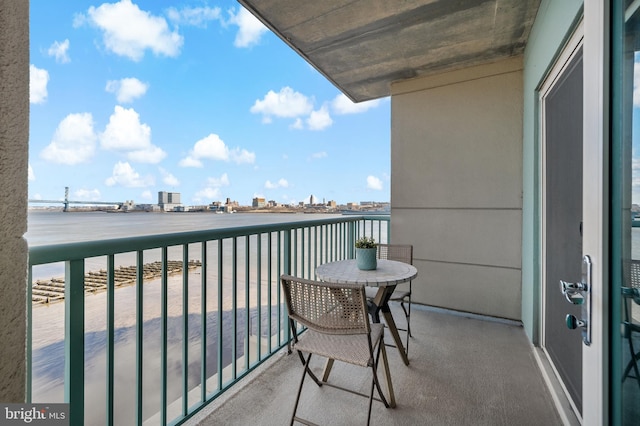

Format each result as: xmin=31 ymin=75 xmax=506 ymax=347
xmin=27 ymin=211 xmax=349 ymax=424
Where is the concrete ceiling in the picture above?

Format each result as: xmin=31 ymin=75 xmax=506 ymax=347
xmin=238 ymin=0 xmax=541 ymax=102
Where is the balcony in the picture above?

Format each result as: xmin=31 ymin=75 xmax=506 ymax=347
xmin=27 ymin=214 xmax=561 ymax=425
xmin=28 ymin=216 xmax=391 ymax=425
xmin=189 ymin=304 xmax=563 ymax=425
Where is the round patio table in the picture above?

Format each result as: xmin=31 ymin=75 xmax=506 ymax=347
xmin=316 ymin=259 xmax=417 ymax=367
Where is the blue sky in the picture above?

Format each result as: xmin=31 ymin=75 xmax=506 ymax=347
xmin=29 ymin=0 xmax=391 ymax=207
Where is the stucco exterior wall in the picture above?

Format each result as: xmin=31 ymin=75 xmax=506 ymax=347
xmin=0 ymin=0 xmax=29 ymax=402
xmin=521 ymin=0 xmax=583 ymax=342
xmin=390 ymin=58 xmax=523 ymax=320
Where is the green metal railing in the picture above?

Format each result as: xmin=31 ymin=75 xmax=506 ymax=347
xmin=27 ymin=215 xmax=389 ymax=425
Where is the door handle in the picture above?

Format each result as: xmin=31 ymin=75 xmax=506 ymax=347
xmin=559 ymin=255 xmax=592 ymax=346
xmin=559 ymin=280 xmax=586 ymax=304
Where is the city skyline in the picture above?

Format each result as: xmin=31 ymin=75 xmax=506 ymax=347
xmin=28 ymin=187 xmax=388 ymax=210
xmin=28 ymin=0 xmax=391 ymax=207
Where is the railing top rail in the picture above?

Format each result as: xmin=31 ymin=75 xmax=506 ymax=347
xmin=28 ymin=214 xmax=389 ymax=265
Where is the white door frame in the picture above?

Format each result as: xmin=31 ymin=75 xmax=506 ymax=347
xmin=582 ymin=0 xmax=609 ymax=424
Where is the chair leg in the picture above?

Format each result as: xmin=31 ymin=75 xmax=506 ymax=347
xmin=395 ymin=296 xmax=412 ymax=356
xmin=367 ymin=370 xmax=375 ymax=426
xmin=370 ymin=342 xmax=390 ymax=409
xmin=400 ymin=298 xmax=411 ymax=338
xmin=296 ymin=350 xmax=323 ymax=387
xmin=634 ymin=351 xmax=640 ymax=392
xmin=622 ymin=329 xmax=640 ymax=391
xmin=373 ymin=339 xmax=395 ymax=408
xmin=291 ymin=352 xmax=314 ymax=426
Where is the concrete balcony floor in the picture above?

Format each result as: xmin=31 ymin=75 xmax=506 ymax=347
xmin=189 ymin=305 xmax=565 ymax=425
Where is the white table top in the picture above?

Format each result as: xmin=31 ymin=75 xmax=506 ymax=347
xmin=316 ymin=259 xmax=417 ymax=286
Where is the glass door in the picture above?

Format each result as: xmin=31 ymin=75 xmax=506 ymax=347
xmin=612 ymin=1 xmax=640 ymax=424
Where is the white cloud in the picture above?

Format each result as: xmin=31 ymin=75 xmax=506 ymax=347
xmin=79 ymin=0 xmax=183 ymax=61
xmin=105 ymin=77 xmax=149 ymax=103
xmin=180 ymin=134 xmax=255 ymax=167
xmin=367 ymin=175 xmax=383 ymax=191
xmin=178 ymin=156 xmax=203 ymax=168
xmin=41 ymin=113 xmax=97 ymax=165
xmin=160 ymin=168 xmax=179 ymax=186
xmin=100 ymin=106 xmax=166 ymax=163
xmin=127 ymin=145 xmax=167 ymax=163
xmin=193 ymin=173 xmax=230 ymax=202
xmin=28 ymin=164 xmax=36 ymax=181
xmin=141 ymin=190 xmax=152 ymax=200
xmin=74 ymin=188 xmax=101 ymax=201
xmin=311 ymin=152 xmax=328 ymax=159
xmin=250 ymin=87 xmax=313 ymax=120
xmin=231 ymin=7 xmax=268 ymax=48
xmin=265 ymin=178 xmax=289 ymax=189
xmin=192 ymin=134 xmax=228 ymax=160
xmin=47 ymin=39 xmax=70 ymax=63
xmin=290 ymin=118 xmax=304 ymax=130
xmin=331 ymin=93 xmax=381 ymax=114
xmin=30 ymin=65 xmax=49 ymax=104
xmin=105 ymin=161 xmax=154 ymax=187
xmin=207 ymin=173 xmax=230 ymax=187
xmin=230 ymin=148 xmax=256 ymax=164
xmin=307 ymin=105 xmax=333 ymax=131
xmin=194 ymin=187 xmax=221 ymax=201
xmin=166 ymin=5 xmax=221 ymax=27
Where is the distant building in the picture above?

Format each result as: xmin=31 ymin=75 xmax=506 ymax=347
xmin=309 ymin=194 xmax=316 ymax=205
xmin=158 ymin=191 xmax=182 ymax=211
xmin=209 ymin=201 xmax=224 ymax=212
xmin=252 ymin=197 xmax=266 ymax=208
xmin=121 ymin=200 xmax=136 ymax=211
xmin=327 ymin=200 xmax=337 ymax=209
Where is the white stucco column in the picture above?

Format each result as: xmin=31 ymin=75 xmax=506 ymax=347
xmin=0 ymin=0 xmax=29 ymax=402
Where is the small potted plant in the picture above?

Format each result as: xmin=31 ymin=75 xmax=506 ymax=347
xmin=355 ymin=236 xmax=377 ymax=270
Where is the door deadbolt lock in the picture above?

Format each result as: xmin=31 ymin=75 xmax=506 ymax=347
xmin=565 ymin=314 xmax=585 ymax=330
xmin=559 ymin=255 xmax=592 ymax=346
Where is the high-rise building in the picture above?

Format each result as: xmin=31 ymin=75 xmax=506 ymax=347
xmin=158 ymin=191 xmax=182 ymax=211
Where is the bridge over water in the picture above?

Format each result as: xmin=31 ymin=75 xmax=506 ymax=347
xmin=28 ymin=187 xmax=124 ymax=212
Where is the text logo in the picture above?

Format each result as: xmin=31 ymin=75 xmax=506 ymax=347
xmin=1 ymin=404 xmax=68 ymax=425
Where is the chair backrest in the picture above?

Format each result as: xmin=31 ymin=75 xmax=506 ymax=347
xmin=622 ymin=260 xmax=640 ymax=322
xmin=629 ymin=260 xmax=640 ymax=290
xmin=281 ymin=275 xmax=370 ymax=335
xmin=377 ymin=244 xmax=413 ymax=265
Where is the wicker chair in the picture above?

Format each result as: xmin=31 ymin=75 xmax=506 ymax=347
xmin=622 ymin=259 xmax=640 ymax=388
xmin=365 ymin=244 xmax=414 ymax=355
xmin=281 ymin=275 xmax=394 ymax=426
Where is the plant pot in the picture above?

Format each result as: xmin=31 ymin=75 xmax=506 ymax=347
xmin=356 ymin=247 xmax=377 ymax=270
